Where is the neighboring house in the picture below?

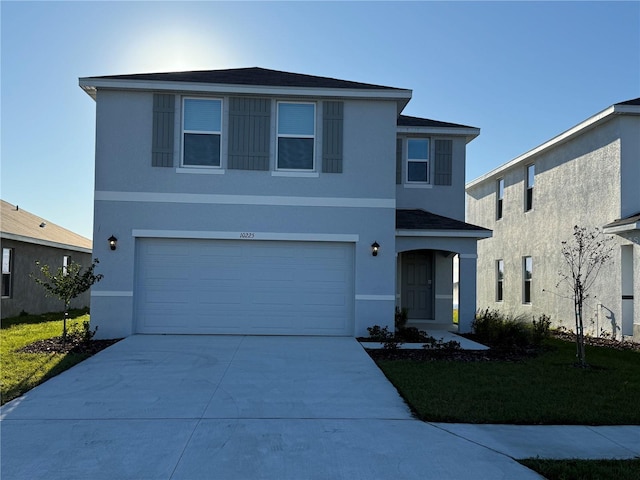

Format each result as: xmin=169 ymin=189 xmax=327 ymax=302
xmin=466 ymin=99 xmax=640 ymax=340
xmin=79 ymin=67 xmax=490 ymax=339
xmin=1 ymin=200 xmax=93 ymax=318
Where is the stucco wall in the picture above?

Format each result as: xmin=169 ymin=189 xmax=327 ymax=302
xmin=467 ymin=115 xmax=638 ymax=339
xmin=91 ymin=89 xmax=399 ymax=338
xmin=396 ymin=137 xmax=467 ymax=221
xmin=1 ymin=239 xmax=92 ymax=319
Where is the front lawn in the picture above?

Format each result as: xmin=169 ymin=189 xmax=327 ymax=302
xmin=1 ymin=310 xmax=113 ymax=405
xmin=376 ymin=338 xmax=640 ymax=425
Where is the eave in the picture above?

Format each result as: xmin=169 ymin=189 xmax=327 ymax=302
xmin=79 ymin=78 xmax=413 ymax=113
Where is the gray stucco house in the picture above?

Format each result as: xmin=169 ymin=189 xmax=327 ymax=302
xmin=79 ymin=67 xmax=489 ymax=339
xmin=1 ymin=200 xmax=93 ymax=318
xmin=466 ymin=98 xmax=640 ymax=340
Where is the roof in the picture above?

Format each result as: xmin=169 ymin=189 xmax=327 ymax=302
xmin=466 ymin=97 xmax=640 ymax=189
xmin=83 ymin=67 xmax=406 ymax=91
xmin=79 ymin=67 xmax=413 ymax=112
xmin=0 ymin=200 xmax=92 ymax=253
xmin=396 ymin=209 xmax=491 ymax=233
xmin=397 ymin=115 xmax=480 ymax=143
xmin=398 ymin=115 xmax=476 ymax=129
xmin=603 ymin=211 xmax=640 ymax=234
xmin=616 ymin=98 xmax=640 ymax=106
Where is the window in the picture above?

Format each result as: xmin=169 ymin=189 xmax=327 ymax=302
xmin=182 ymin=98 xmax=222 ymax=167
xmin=496 ymin=259 xmax=504 ymax=302
xmin=523 ymin=256 xmax=532 ymax=303
xmin=63 ymin=255 xmax=71 ymax=276
xmin=2 ymin=248 xmax=12 ymax=298
xmin=525 ymin=164 xmax=534 ymax=211
xmin=407 ymin=138 xmax=430 ymax=183
xmin=496 ymin=178 xmax=504 ymax=220
xmin=277 ymin=102 xmax=315 ymax=170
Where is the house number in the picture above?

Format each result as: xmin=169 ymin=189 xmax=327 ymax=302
xmin=239 ymin=232 xmax=255 ymax=239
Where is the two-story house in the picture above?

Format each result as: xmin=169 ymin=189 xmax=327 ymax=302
xmin=79 ymin=68 xmax=489 ymax=339
xmin=466 ymin=98 xmax=640 ymax=340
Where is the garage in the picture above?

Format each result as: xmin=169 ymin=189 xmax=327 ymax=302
xmin=134 ymin=238 xmax=355 ymax=335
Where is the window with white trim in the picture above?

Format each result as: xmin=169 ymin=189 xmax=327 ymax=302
xmin=2 ymin=248 xmax=12 ymax=298
xmin=407 ymin=138 xmax=429 ymax=183
xmin=277 ymin=102 xmax=315 ymax=170
xmin=496 ymin=259 xmax=504 ymax=302
xmin=63 ymin=255 xmax=71 ymax=276
xmin=523 ymin=256 xmax=533 ymax=304
xmin=182 ymin=98 xmax=222 ymax=167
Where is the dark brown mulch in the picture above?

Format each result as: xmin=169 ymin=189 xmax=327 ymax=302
xmin=364 ymin=347 xmax=538 ymax=363
xmin=18 ymin=336 xmax=121 ymax=355
xmin=551 ymin=331 xmax=640 ymax=351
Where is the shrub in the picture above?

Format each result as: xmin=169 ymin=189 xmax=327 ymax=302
xmin=394 ymin=307 xmax=408 ymax=330
xmin=472 ymin=308 xmax=551 ymax=352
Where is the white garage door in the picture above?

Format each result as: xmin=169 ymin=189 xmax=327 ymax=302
xmin=134 ymin=238 xmax=354 ymax=335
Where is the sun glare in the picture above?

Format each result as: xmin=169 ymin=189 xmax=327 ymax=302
xmin=122 ymin=26 xmax=237 ymax=74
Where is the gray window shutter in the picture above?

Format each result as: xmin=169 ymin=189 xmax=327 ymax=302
xmin=152 ymin=94 xmax=175 ymax=167
xmin=228 ymin=97 xmax=270 ymax=170
xmin=322 ymin=101 xmax=343 ymax=173
xmin=396 ymin=138 xmax=403 ymax=184
xmin=434 ymin=139 xmax=453 ymax=185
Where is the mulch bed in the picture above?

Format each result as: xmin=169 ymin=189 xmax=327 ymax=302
xmin=363 ymin=332 xmax=640 ymax=363
xmin=551 ymin=331 xmax=640 ymax=351
xmin=18 ymin=336 xmax=121 ymax=355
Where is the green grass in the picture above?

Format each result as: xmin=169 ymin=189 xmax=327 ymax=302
xmin=1 ymin=310 xmax=92 ymax=405
xmin=519 ymin=458 xmax=640 ymax=480
xmin=377 ymin=338 xmax=640 ymax=424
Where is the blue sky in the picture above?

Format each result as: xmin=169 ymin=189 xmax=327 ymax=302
xmin=2 ymin=1 xmax=638 ymax=239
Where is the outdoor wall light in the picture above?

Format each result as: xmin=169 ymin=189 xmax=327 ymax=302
xmin=108 ymin=235 xmax=118 ymax=251
xmin=371 ymin=241 xmax=380 ymax=257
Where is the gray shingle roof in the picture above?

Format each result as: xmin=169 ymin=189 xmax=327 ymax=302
xmin=87 ymin=67 xmax=405 ymax=91
xmin=0 ymin=200 xmax=92 ymax=251
xmin=604 ymin=211 xmax=640 ymax=228
xmin=396 ymin=209 xmax=491 ymax=232
xmin=616 ymin=98 xmax=640 ymax=106
xmin=397 ymin=115 xmax=477 ymax=129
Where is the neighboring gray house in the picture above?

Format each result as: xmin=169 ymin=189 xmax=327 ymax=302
xmin=466 ymin=99 xmax=640 ymax=340
xmin=79 ymin=67 xmax=489 ymax=339
xmin=1 ymin=200 xmax=93 ymax=318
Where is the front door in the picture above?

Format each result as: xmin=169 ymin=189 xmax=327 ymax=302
xmin=401 ymin=251 xmax=434 ymax=320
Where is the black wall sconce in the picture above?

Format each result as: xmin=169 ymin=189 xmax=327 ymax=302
xmin=371 ymin=241 xmax=380 ymax=257
xmin=108 ymin=235 xmax=118 ymax=251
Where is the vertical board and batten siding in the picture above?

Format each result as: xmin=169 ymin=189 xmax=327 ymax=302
xmin=322 ymin=101 xmax=344 ymax=173
xmin=151 ymin=94 xmax=175 ymax=167
xmin=396 ymin=138 xmax=403 ymax=184
xmin=434 ymin=139 xmax=453 ymax=185
xmin=228 ymin=97 xmax=271 ymax=170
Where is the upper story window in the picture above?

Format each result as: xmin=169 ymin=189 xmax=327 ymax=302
xmin=182 ymin=98 xmax=222 ymax=167
xmin=277 ymin=102 xmax=315 ymax=170
xmin=525 ymin=164 xmax=534 ymax=211
xmin=2 ymin=248 xmax=12 ymax=298
xmin=407 ymin=139 xmax=430 ymax=183
xmin=496 ymin=178 xmax=504 ymax=220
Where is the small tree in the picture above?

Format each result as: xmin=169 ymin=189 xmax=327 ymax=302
xmin=32 ymin=258 xmax=103 ymax=341
xmin=557 ymin=226 xmax=614 ymax=367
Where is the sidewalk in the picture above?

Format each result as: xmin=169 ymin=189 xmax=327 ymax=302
xmin=431 ymin=423 xmax=640 ymax=460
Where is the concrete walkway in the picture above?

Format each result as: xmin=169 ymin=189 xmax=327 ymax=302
xmin=1 ymin=336 xmax=637 ymax=480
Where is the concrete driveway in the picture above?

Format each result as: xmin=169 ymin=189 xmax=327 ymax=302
xmin=1 ymin=335 xmax=541 ymax=479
